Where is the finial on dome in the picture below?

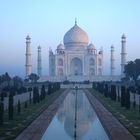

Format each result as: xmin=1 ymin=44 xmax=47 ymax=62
xmin=122 ymin=34 xmax=126 ymax=39
xmin=38 ymin=45 xmax=41 ymax=49
xmin=75 ymin=18 xmax=77 ymax=25
xmin=111 ymin=44 xmax=114 ymax=48
xmin=26 ymin=34 xmax=31 ymax=40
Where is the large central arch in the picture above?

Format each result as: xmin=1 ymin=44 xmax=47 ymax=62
xmin=70 ymin=57 xmax=83 ymax=75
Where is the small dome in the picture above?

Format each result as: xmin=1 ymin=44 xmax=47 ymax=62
xmin=87 ymin=43 xmax=96 ymax=50
xmin=57 ymin=43 xmax=65 ymax=49
xmin=63 ymin=23 xmax=89 ymax=47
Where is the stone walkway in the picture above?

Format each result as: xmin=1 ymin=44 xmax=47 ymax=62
xmin=15 ymin=90 xmax=69 ymax=140
xmin=85 ymin=90 xmax=137 ymax=140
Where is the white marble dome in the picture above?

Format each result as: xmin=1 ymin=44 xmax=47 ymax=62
xmin=63 ymin=22 xmax=89 ymax=47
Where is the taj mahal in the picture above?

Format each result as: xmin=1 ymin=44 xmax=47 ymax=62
xmin=25 ymin=20 xmax=127 ymax=82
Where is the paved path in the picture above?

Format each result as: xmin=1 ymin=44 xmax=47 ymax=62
xmin=15 ymin=90 xmax=68 ymax=140
xmin=85 ymin=90 xmax=136 ymax=140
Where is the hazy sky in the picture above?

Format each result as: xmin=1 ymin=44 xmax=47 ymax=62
xmin=0 ymin=0 xmax=140 ymax=78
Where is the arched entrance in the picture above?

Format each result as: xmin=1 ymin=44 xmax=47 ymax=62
xmin=70 ymin=57 xmax=83 ymax=75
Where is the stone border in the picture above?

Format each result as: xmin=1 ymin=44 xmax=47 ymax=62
xmin=15 ymin=90 xmax=69 ymax=140
xmin=85 ymin=90 xmax=136 ymax=140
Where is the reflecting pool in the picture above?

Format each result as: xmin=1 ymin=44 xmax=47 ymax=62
xmin=41 ymin=90 xmax=110 ymax=140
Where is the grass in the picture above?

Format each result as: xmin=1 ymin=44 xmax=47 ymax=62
xmin=89 ymin=89 xmax=140 ymax=140
xmin=0 ymin=89 xmax=64 ymax=140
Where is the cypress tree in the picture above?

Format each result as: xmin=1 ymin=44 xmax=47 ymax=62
xmin=8 ymin=93 xmax=14 ymax=120
xmin=29 ymin=91 xmax=32 ymax=104
xmin=36 ymin=87 xmax=40 ymax=103
xmin=100 ymin=83 xmax=104 ymax=94
xmin=41 ymin=85 xmax=46 ymax=100
xmin=139 ymin=96 xmax=140 ymax=114
xmin=25 ymin=101 xmax=27 ymax=109
xmin=110 ymin=85 xmax=116 ymax=101
xmin=17 ymin=100 xmax=21 ymax=114
xmin=125 ymin=88 xmax=130 ymax=110
xmin=104 ymin=84 xmax=109 ymax=97
xmin=117 ymin=86 xmax=120 ymax=102
xmin=48 ymin=83 xmax=52 ymax=95
xmin=33 ymin=87 xmax=37 ymax=104
xmin=57 ymin=82 xmax=60 ymax=90
xmin=0 ymin=101 xmax=4 ymax=125
xmin=133 ymin=92 xmax=136 ymax=109
xmin=121 ymin=86 xmax=126 ymax=107
xmin=110 ymin=85 xmax=113 ymax=100
xmin=1 ymin=92 xmax=4 ymax=102
xmin=28 ymin=87 xmax=32 ymax=104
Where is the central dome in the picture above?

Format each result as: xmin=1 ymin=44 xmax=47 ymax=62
xmin=63 ymin=22 xmax=89 ymax=47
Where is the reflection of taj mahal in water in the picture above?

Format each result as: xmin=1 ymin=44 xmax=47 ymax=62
xmin=41 ymin=90 xmax=109 ymax=140
xmin=25 ymin=20 xmax=127 ymax=82
xmin=57 ymin=91 xmax=96 ymax=139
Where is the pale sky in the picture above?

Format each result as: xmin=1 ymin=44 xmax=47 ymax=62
xmin=0 ymin=0 xmax=140 ymax=77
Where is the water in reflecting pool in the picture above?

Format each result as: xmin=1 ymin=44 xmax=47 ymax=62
xmin=41 ymin=90 xmax=110 ymax=140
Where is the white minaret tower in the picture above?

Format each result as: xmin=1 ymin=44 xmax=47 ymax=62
xmin=37 ymin=45 xmax=42 ymax=77
xmin=121 ymin=34 xmax=127 ymax=77
xmin=25 ymin=35 xmax=32 ymax=78
xmin=110 ymin=45 xmax=115 ymax=76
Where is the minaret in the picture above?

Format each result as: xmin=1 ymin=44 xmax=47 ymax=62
xmin=37 ymin=45 xmax=42 ymax=77
xmin=110 ymin=45 xmax=115 ymax=76
xmin=121 ymin=34 xmax=127 ymax=77
xmin=25 ymin=35 xmax=32 ymax=78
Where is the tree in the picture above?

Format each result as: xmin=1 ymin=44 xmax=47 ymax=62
xmin=124 ymin=59 xmax=140 ymax=82
xmin=48 ymin=83 xmax=52 ymax=95
xmin=135 ymin=59 xmax=140 ymax=81
xmin=117 ymin=86 xmax=120 ymax=102
xmin=36 ymin=87 xmax=40 ymax=103
xmin=133 ymin=92 xmax=136 ymax=109
xmin=17 ymin=100 xmax=21 ymax=114
xmin=104 ymin=84 xmax=109 ymax=97
xmin=33 ymin=87 xmax=39 ymax=104
xmin=1 ymin=91 xmax=4 ymax=101
xmin=28 ymin=87 xmax=32 ymax=104
xmin=129 ymin=86 xmax=136 ymax=109
xmin=24 ymin=101 xmax=27 ymax=109
xmin=0 ymin=101 xmax=4 ymax=125
xmin=8 ymin=93 xmax=14 ymax=120
xmin=18 ymin=86 xmax=27 ymax=94
xmin=13 ymin=76 xmax=23 ymax=87
xmin=121 ymin=86 xmax=126 ymax=107
xmin=125 ymin=88 xmax=130 ymax=110
xmin=139 ymin=96 xmax=140 ymax=114
xmin=41 ymin=85 xmax=46 ymax=100
xmin=4 ymin=72 xmax=11 ymax=86
xmin=124 ymin=61 xmax=136 ymax=80
xmin=29 ymin=73 xmax=39 ymax=83
xmin=110 ymin=85 xmax=116 ymax=101
xmin=33 ymin=87 xmax=37 ymax=104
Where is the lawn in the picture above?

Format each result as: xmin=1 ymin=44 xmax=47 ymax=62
xmin=89 ymin=89 xmax=140 ymax=140
xmin=0 ymin=89 xmax=64 ymax=140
